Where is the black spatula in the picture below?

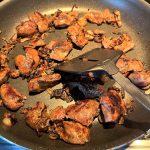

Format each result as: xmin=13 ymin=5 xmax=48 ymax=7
xmin=55 ymin=48 xmax=150 ymax=110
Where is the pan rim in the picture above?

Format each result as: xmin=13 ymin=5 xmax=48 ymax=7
xmin=0 ymin=0 xmax=150 ymax=149
xmin=0 ymin=132 xmax=147 ymax=149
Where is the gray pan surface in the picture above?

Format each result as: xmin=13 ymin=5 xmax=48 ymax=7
xmin=0 ymin=0 xmax=150 ymax=149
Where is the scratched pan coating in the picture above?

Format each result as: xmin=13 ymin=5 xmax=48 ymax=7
xmin=0 ymin=0 xmax=150 ymax=149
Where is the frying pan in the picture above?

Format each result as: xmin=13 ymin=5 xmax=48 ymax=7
xmin=0 ymin=0 xmax=150 ymax=149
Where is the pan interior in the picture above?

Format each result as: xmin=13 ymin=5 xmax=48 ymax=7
xmin=0 ymin=0 xmax=150 ymax=149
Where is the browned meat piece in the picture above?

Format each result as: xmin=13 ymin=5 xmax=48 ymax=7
xmin=0 ymin=42 xmax=16 ymax=56
xmin=29 ymin=11 xmax=51 ymax=33
xmin=19 ymin=37 xmax=31 ymax=43
xmin=0 ymin=53 xmax=8 ymax=67
xmin=16 ymin=20 xmax=38 ymax=37
xmin=49 ymin=106 xmax=66 ymax=121
xmin=29 ymin=39 xmax=46 ymax=48
xmin=102 ymin=34 xmax=134 ymax=53
xmin=77 ymin=17 xmax=87 ymax=26
xmin=50 ymin=87 xmax=74 ymax=103
xmin=111 ymin=85 xmax=134 ymax=112
xmin=85 ymin=9 xmax=122 ymax=27
xmin=107 ymin=89 xmax=127 ymax=115
xmin=128 ymin=70 xmax=150 ymax=89
xmin=53 ymin=11 xmax=78 ymax=28
xmin=103 ymin=9 xmax=122 ymax=27
xmin=100 ymin=96 xmax=120 ymax=123
xmin=46 ymin=40 xmax=72 ymax=61
xmin=2 ymin=112 xmax=17 ymax=127
xmin=15 ymin=54 xmax=33 ymax=76
xmin=113 ymin=34 xmax=134 ymax=52
xmin=55 ymin=121 xmax=90 ymax=144
xmin=99 ymin=89 xmax=127 ymax=123
xmin=102 ymin=35 xmax=117 ymax=48
xmin=49 ymin=128 xmax=59 ymax=140
xmin=85 ymin=11 xmax=103 ymax=25
xmin=15 ymin=47 xmax=40 ymax=76
xmin=38 ymin=47 xmax=51 ymax=60
xmin=87 ymin=71 xmax=110 ymax=83
xmin=66 ymin=100 xmax=99 ymax=126
xmin=9 ymin=69 xmax=20 ymax=79
xmin=9 ymin=33 xmax=18 ymax=44
xmin=110 ymin=86 xmax=125 ymax=99
xmin=116 ymin=55 xmax=144 ymax=75
xmin=85 ymin=30 xmax=94 ymax=41
xmin=85 ymin=29 xmax=107 ymax=42
xmin=67 ymin=23 xmax=88 ymax=48
xmin=0 ymin=99 xmax=3 ymax=107
xmin=93 ymin=29 xmax=105 ymax=43
xmin=69 ymin=11 xmax=79 ymax=19
xmin=0 ymin=67 xmax=10 ymax=85
xmin=25 ymin=47 xmax=40 ymax=68
xmin=22 ymin=101 xmax=49 ymax=132
xmin=93 ymin=29 xmax=105 ymax=35
xmin=0 ymin=84 xmax=27 ymax=111
xmin=28 ymin=73 xmax=61 ymax=93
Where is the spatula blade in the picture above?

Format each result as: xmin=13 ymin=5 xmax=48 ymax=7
xmin=55 ymin=48 xmax=123 ymax=73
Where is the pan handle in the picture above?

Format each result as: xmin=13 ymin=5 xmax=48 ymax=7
xmin=102 ymin=61 xmax=150 ymax=111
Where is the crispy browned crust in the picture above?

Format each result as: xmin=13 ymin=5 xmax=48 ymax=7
xmin=28 ymin=73 xmax=61 ymax=93
xmin=0 ymin=84 xmax=26 ymax=111
xmin=55 ymin=121 xmax=90 ymax=144
xmin=66 ymin=100 xmax=99 ymax=126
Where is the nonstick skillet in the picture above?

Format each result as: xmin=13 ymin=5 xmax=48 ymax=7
xmin=0 ymin=0 xmax=150 ymax=149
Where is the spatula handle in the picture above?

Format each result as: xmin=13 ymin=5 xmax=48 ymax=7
xmin=102 ymin=60 xmax=150 ymax=111
xmin=112 ymin=72 xmax=150 ymax=111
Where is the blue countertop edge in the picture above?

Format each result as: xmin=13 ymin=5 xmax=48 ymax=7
xmin=0 ymin=135 xmax=128 ymax=150
xmin=0 ymin=136 xmax=27 ymax=150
